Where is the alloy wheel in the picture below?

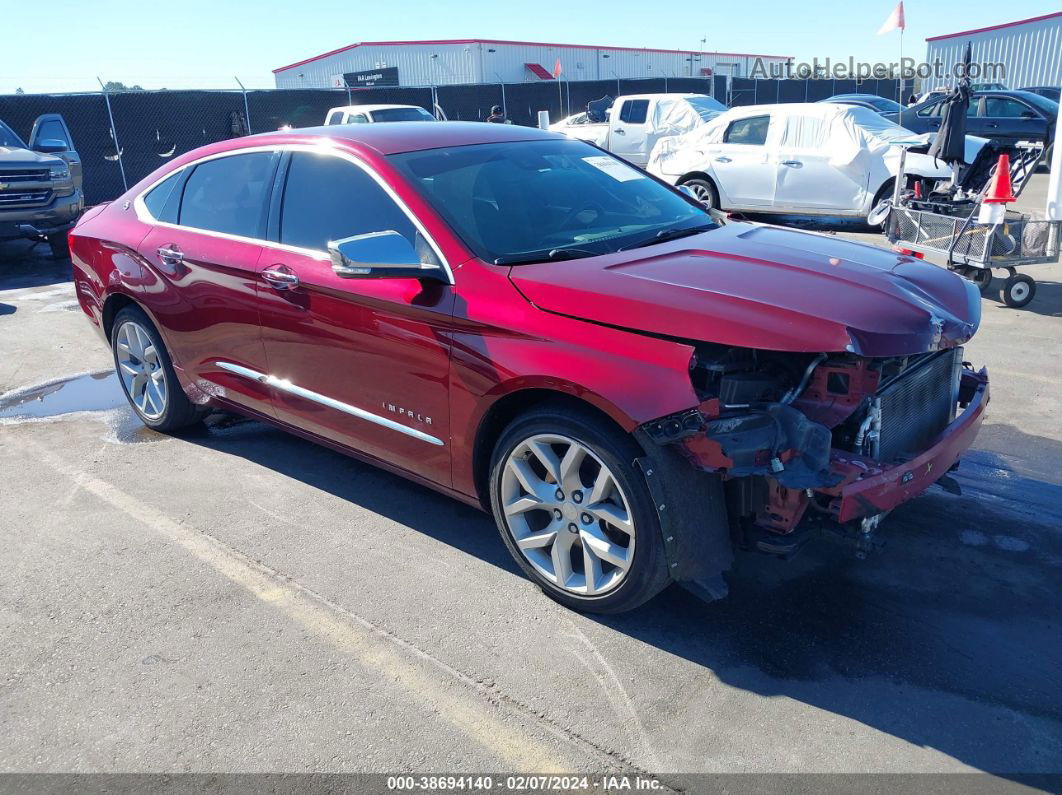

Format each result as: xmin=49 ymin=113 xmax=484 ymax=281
xmin=115 ymin=320 xmax=168 ymax=420
xmin=500 ymin=433 xmax=635 ymax=596
xmin=686 ymin=182 xmax=714 ymax=208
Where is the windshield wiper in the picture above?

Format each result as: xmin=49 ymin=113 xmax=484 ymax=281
xmin=620 ymin=224 xmax=715 ymax=251
xmin=493 ymin=247 xmax=598 ymax=266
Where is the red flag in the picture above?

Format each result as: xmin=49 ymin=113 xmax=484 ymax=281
xmin=877 ymin=1 xmax=905 ymax=34
xmin=552 ymin=58 xmax=563 ymax=78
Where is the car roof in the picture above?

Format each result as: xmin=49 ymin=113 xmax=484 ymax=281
xmin=826 ymin=94 xmax=882 ymax=101
xmin=243 ymin=120 xmax=563 ymax=156
xmin=327 ymin=104 xmax=428 ymax=114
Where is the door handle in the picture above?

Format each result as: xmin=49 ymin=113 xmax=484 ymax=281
xmin=985 ymin=122 xmax=999 ymax=128
xmin=156 ymin=245 xmax=183 ymax=265
xmin=261 ymin=264 xmax=299 ymax=290
xmin=781 ymin=160 xmax=802 ymax=167
xmin=614 ymin=128 xmax=626 ymax=135
xmin=714 ymin=156 xmax=731 ymax=163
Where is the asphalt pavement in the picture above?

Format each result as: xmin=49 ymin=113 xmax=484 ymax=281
xmin=1 ymin=176 xmax=1061 ymax=784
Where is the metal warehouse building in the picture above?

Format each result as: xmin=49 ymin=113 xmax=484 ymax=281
xmin=273 ymin=38 xmax=791 ymax=88
xmin=924 ymin=11 xmax=1062 ymax=91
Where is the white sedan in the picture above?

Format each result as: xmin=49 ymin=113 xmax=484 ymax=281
xmin=648 ymin=103 xmax=984 ymax=224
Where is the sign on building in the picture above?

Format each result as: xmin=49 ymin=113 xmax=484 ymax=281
xmin=343 ymin=67 xmax=400 ymax=87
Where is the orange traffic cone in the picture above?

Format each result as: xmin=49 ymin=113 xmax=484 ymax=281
xmin=983 ymin=154 xmax=1016 ymax=204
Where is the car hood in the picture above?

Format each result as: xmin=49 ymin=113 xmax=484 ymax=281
xmin=508 ymin=222 xmax=980 ymax=357
xmin=0 ymin=146 xmax=63 ymax=166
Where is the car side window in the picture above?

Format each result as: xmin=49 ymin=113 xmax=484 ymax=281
xmin=618 ymin=100 xmax=649 ymax=125
xmin=325 ymin=111 xmax=344 ymax=125
xmin=279 ymin=151 xmax=417 ymax=252
xmin=36 ymin=118 xmax=73 ymax=148
xmin=351 ymin=114 xmax=369 ymax=124
xmin=984 ymin=97 xmax=1036 ymax=118
xmin=917 ymin=102 xmax=943 ymax=118
xmin=142 ymin=171 xmax=182 ymax=223
xmin=723 ymin=115 xmax=770 ymax=145
xmin=178 ymin=152 xmax=274 ymax=238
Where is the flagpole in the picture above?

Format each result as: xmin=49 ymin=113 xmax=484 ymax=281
xmin=899 ymin=28 xmax=904 ymax=102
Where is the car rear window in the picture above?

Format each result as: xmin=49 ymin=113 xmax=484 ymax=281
xmin=178 ymin=152 xmax=274 ymax=238
xmin=142 ymin=172 xmax=182 ymax=222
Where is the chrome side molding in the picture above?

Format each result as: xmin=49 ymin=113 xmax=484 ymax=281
xmin=215 ymin=361 xmax=444 ymax=446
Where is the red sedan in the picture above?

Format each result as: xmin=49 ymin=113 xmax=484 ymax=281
xmin=69 ymin=122 xmax=988 ymax=613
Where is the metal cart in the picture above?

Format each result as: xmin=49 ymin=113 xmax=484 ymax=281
xmin=886 ymin=206 xmax=1060 ymax=307
xmin=884 ymin=142 xmax=1059 ymax=308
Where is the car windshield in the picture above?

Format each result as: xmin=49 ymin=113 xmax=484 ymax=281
xmin=0 ymin=120 xmax=26 ymax=148
xmin=686 ymin=96 xmax=727 ymax=120
xmin=389 ymin=138 xmax=713 ymax=264
xmin=372 ymin=107 xmax=434 ymax=122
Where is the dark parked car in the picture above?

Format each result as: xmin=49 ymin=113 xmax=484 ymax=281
xmin=68 ymin=122 xmax=988 ymax=613
xmin=818 ymin=94 xmax=904 ymax=115
xmin=1020 ymin=86 xmax=1061 ymax=104
xmin=0 ymin=114 xmax=83 ymax=257
xmin=886 ymin=90 xmax=1058 ymax=152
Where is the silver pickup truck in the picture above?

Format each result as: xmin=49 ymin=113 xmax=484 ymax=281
xmin=0 ymin=114 xmax=83 ymax=258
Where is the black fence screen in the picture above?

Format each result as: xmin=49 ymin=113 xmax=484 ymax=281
xmin=0 ymin=76 xmax=900 ymax=205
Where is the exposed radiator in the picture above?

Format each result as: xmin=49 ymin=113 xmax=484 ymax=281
xmin=871 ymin=347 xmax=962 ymax=463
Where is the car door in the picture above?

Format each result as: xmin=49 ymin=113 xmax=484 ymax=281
xmin=137 ymin=150 xmax=279 ymax=419
xmin=772 ymin=112 xmax=864 ymax=212
xmin=706 ymin=114 xmax=776 ymax=208
xmin=28 ymin=114 xmax=82 ymax=189
xmin=610 ymin=99 xmax=651 ymax=166
xmin=979 ymin=95 xmax=1049 ymax=143
xmin=255 ymin=148 xmax=454 ymax=486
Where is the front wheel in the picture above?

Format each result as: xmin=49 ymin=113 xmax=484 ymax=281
xmin=47 ymin=232 xmax=69 ymax=259
xmin=111 ymin=306 xmax=203 ymax=432
xmin=489 ymin=405 xmax=671 ymax=614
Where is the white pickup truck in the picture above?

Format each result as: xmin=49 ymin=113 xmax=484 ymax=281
xmin=549 ymin=93 xmax=726 ymax=167
xmin=324 ymin=104 xmax=437 ymax=124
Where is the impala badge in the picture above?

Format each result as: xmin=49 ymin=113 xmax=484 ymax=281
xmin=382 ymin=401 xmax=432 ymax=425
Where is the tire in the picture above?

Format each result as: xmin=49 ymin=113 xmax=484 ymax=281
xmin=1001 ymin=273 xmax=1036 ymax=308
xmin=679 ymin=177 xmax=718 ymax=211
xmin=47 ymin=232 xmax=69 ymax=259
xmin=866 ymin=180 xmax=895 ymax=230
xmin=967 ymin=267 xmax=994 ymax=294
xmin=110 ymin=306 xmax=203 ymax=432
xmin=489 ymin=404 xmax=671 ymax=614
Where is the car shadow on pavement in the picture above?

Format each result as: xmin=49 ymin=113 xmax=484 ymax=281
xmin=0 ymin=242 xmax=72 ymax=291
xmin=181 ymin=411 xmax=1062 ymax=775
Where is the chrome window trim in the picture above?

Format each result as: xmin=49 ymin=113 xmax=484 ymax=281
xmin=215 ymin=361 xmax=444 ymax=446
xmin=131 ymin=142 xmax=454 ymax=282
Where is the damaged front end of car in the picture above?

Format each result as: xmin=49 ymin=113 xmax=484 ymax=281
xmin=636 ymin=339 xmax=989 ymax=596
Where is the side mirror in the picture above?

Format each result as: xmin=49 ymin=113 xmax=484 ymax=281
xmin=328 ymin=231 xmax=448 ymax=282
xmin=1020 ymin=110 xmax=1037 ymax=120
xmin=35 ymin=138 xmax=69 ymax=153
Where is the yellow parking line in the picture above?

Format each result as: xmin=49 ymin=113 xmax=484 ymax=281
xmin=31 ymin=442 xmax=569 ymax=773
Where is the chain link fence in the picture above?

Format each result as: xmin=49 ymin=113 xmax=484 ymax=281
xmin=0 ymin=77 xmax=899 ymax=205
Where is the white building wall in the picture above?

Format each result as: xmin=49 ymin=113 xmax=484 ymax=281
xmin=274 ymin=40 xmax=790 ymax=88
xmin=924 ymin=13 xmax=1062 ymax=91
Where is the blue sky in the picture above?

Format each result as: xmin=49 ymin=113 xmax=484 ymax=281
xmin=1 ymin=0 xmax=1054 ymax=94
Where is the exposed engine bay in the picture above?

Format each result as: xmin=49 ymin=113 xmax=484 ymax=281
xmin=640 ymin=343 xmax=990 ymax=550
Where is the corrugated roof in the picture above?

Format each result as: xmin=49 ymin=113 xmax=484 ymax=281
xmin=273 ymin=38 xmax=791 ymax=74
xmin=926 ymin=11 xmax=1062 ymax=42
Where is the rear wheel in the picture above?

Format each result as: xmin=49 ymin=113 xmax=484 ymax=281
xmin=679 ymin=177 xmax=718 ymax=211
xmin=964 ymin=266 xmax=994 ymax=293
xmin=111 ymin=306 xmax=202 ymax=432
xmin=489 ymin=405 xmax=670 ymax=614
